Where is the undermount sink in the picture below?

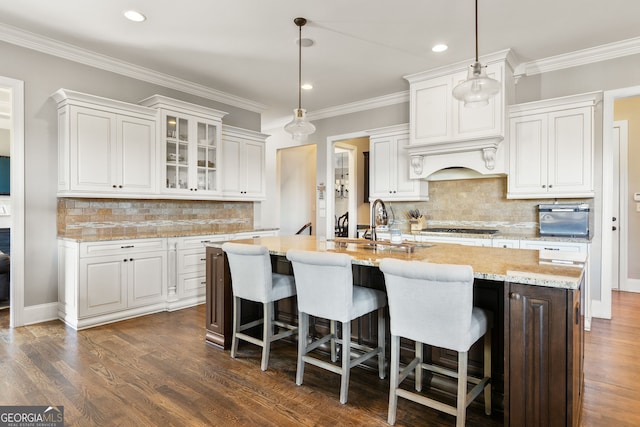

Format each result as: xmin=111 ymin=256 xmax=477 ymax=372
xmin=331 ymin=238 xmax=433 ymax=254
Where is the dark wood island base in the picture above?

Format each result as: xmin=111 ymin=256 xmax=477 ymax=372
xmin=205 ymin=236 xmax=584 ymax=426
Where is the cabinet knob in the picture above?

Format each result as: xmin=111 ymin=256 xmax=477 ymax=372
xmin=612 ymin=226 xmax=617 ymax=231
xmin=123 ymin=259 xmax=127 ymax=262
xmin=510 ymin=292 xmax=521 ymax=300
xmin=130 ymin=258 xmax=133 ymax=261
xmin=112 ymin=185 xmax=117 ymax=188
xmin=548 ymin=185 xmax=553 ymax=188
xmin=119 ymin=185 xmax=123 ymax=188
xmin=542 ymin=185 xmax=546 ymax=188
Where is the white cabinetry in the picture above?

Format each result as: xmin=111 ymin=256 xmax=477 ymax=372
xmin=221 ymin=125 xmax=268 ymax=200
xmin=407 ymin=62 xmax=505 ymax=146
xmin=403 ymin=51 xmax=515 ymax=179
xmin=58 ymin=238 xmax=168 ymax=330
xmin=368 ymin=124 xmax=428 ymax=201
xmin=52 ymin=89 xmax=158 ymax=197
xmin=508 ymin=92 xmax=601 ymax=198
xmin=167 ymin=234 xmax=230 ymax=311
xmin=139 ymin=95 xmax=227 ymax=198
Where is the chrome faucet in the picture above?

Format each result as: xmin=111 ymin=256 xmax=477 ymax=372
xmin=370 ymin=199 xmax=388 ymax=241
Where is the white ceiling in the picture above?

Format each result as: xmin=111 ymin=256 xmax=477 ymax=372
xmin=1 ymin=0 xmax=639 ymax=128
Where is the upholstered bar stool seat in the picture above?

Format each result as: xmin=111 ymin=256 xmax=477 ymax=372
xmin=222 ymin=242 xmax=297 ymax=371
xmin=286 ymin=249 xmax=387 ymax=404
xmin=379 ymin=258 xmax=492 ymax=427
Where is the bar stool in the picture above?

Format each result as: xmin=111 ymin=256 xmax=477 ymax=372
xmin=379 ymin=258 xmax=492 ymax=427
xmin=286 ymin=249 xmax=387 ymax=404
xmin=221 ymin=242 xmax=297 ymax=371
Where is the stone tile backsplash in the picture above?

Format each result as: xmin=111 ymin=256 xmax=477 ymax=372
xmin=58 ymin=198 xmax=254 ymax=240
xmin=386 ymin=177 xmax=592 ymax=236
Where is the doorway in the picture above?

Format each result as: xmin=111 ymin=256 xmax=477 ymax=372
xmin=278 ymin=144 xmax=316 ymax=236
xmin=326 ymin=132 xmax=370 ymax=239
xmin=596 ymin=86 xmax=640 ymax=320
xmin=0 ymin=76 xmax=25 ymax=328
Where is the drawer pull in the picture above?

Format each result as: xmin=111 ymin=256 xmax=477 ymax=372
xmin=121 ymin=245 xmax=135 ymax=249
xmin=200 ymin=258 xmax=206 ymax=261
xmin=200 ymin=240 xmax=211 ymax=243
xmin=510 ymin=292 xmax=521 ymax=300
xmin=544 ymin=247 xmax=560 ymax=251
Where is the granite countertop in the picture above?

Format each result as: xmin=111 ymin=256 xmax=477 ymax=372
xmin=58 ymin=228 xmax=279 ymax=243
xmin=412 ymin=230 xmax=591 ymax=243
xmin=208 ymin=235 xmax=585 ymax=290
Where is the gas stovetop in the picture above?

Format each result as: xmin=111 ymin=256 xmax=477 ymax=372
xmin=423 ymin=227 xmax=500 ymax=235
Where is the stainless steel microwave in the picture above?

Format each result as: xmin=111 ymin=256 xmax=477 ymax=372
xmin=538 ymin=203 xmax=590 ymax=238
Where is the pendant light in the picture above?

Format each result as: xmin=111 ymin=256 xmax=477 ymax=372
xmin=452 ymin=0 xmax=500 ymax=108
xmin=284 ymin=17 xmax=316 ymax=140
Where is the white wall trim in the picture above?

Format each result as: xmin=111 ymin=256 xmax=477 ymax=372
xmin=325 ymin=131 xmax=370 ymax=239
xmin=0 ymin=23 xmax=267 ymax=113
xmin=0 ymin=76 xmax=24 ymax=328
xmin=624 ymin=279 xmax=640 ymax=293
xmin=594 ymin=84 xmax=640 ymax=320
xmin=514 ymin=36 xmax=640 ymax=78
xmin=308 ymin=91 xmax=409 ymax=122
xmin=22 ymin=302 xmax=58 ymax=326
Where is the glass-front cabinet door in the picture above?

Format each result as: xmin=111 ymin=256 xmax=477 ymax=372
xmin=162 ymin=112 xmax=220 ymax=195
xmin=196 ymin=122 xmax=218 ymax=191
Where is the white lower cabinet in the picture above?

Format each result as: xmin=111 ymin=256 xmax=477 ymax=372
xmin=519 ymin=239 xmax=587 ymax=253
xmin=59 ymin=238 xmax=168 ymax=330
xmin=167 ymin=234 xmax=230 ymax=310
xmin=59 ymin=231 xmax=279 ymax=329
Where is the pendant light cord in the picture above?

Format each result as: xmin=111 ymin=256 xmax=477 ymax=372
xmin=297 ymin=22 xmax=302 ymax=110
xmin=475 ymin=0 xmax=479 ymax=62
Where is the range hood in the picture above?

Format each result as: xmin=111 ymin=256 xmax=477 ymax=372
xmin=403 ymin=49 xmax=516 ymax=181
xmin=407 ymin=136 xmax=506 ymax=180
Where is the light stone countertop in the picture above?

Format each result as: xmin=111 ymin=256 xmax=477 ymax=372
xmin=209 ymin=235 xmax=585 ymax=290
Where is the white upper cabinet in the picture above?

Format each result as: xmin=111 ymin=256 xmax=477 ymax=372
xmin=409 ymin=63 xmax=504 ymax=145
xmin=368 ymin=124 xmax=428 ymax=201
xmin=221 ymin=125 xmax=268 ymax=200
xmin=508 ymin=92 xmax=601 ymax=199
xmin=139 ymin=95 xmax=227 ymax=199
xmin=52 ymin=89 xmax=158 ymax=197
xmin=403 ymin=50 xmax=516 ymax=179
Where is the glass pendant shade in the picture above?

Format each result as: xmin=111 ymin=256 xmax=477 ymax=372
xmin=284 ymin=108 xmax=316 ymax=140
xmin=452 ymin=62 xmax=500 ymax=108
xmin=452 ymin=0 xmax=501 ymax=107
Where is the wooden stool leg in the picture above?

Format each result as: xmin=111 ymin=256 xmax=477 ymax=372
xmin=231 ymin=296 xmax=240 ymax=359
xmin=387 ymin=335 xmax=400 ymax=425
xmin=377 ymin=307 xmax=386 ymax=379
xmin=260 ymin=302 xmax=272 ymax=371
xmin=484 ymin=330 xmax=492 ymax=415
xmin=339 ymin=321 xmax=351 ymax=404
xmin=456 ymin=351 xmax=468 ymax=427
xmin=296 ymin=312 xmax=308 ymax=386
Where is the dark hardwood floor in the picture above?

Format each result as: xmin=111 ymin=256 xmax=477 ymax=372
xmin=1 ymin=290 xmax=639 ymax=426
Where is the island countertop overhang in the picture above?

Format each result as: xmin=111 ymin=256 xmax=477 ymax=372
xmin=207 ymin=235 xmax=584 ymax=290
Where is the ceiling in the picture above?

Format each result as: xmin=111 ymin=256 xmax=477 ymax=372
xmin=1 ymin=0 xmax=639 ymax=129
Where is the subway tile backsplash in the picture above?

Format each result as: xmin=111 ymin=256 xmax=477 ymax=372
xmin=58 ymin=198 xmax=254 ymax=241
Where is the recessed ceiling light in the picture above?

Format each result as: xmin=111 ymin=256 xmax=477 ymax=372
xmin=124 ymin=10 xmax=146 ymax=22
xmin=432 ymin=44 xmax=448 ymax=53
xmin=301 ymin=83 xmax=313 ymax=90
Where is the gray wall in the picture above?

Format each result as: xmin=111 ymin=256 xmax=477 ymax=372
xmin=0 ymin=41 xmax=260 ymax=307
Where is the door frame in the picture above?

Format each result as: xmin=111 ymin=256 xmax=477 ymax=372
xmin=594 ymin=85 xmax=640 ymax=319
xmin=325 ymin=131 xmax=368 ymax=239
xmin=612 ymin=120 xmax=629 ymax=291
xmin=0 ymin=76 xmax=25 ymax=327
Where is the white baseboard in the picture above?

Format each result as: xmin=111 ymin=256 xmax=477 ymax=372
xmin=622 ymin=278 xmax=640 ymax=293
xmin=591 ymin=299 xmax=612 ymax=320
xmin=23 ymin=302 xmax=59 ymax=325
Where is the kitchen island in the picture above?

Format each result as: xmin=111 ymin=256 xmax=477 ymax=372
xmin=205 ymin=235 xmax=584 ymax=427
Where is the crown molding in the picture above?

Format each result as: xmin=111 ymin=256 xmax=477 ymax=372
xmin=0 ymin=23 xmax=268 ymax=113
xmin=514 ymin=36 xmax=640 ymax=78
xmin=307 ymin=91 xmax=409 ymax=121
